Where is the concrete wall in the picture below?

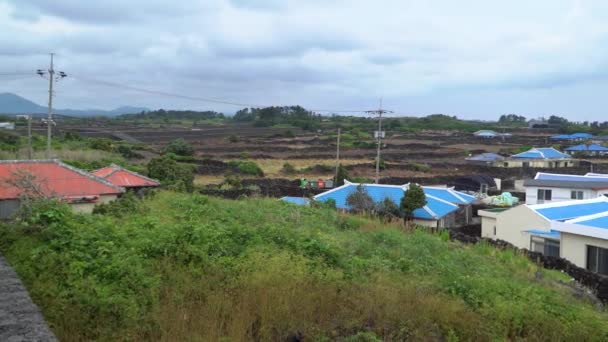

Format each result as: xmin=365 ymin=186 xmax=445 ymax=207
xmin=480 ymin=216 xmax=497 ymax=239
xmin=481 ymin=205 xmax=549 ymax=249
xmin=525 ymin=186 xmax=597 ymax=205
xmin=560 ymin=233 xmax=608 ymax=270
xmin=71 ymin=195 xmax=117 ymax=214
xmin=413 ymin=218 xmax=439 ymax=228
xmin=0 ymin=199 xmax=20 ymax=219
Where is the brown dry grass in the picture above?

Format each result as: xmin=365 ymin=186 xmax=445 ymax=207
xmin=144 ymin=253 xmax=487 ymax=341
xmin=253 ymin=158 xmax=368 ymax=177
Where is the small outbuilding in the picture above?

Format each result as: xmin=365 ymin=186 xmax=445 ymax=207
xmin=0 ymin=160 xmax=124 ymax=218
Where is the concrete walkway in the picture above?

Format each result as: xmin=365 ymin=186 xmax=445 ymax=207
xmin=0 ymin=256 xmax=57 ymax=342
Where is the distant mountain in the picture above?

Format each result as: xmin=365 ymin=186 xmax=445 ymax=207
xmin=0 ymin=93 xmax=149 ymax=117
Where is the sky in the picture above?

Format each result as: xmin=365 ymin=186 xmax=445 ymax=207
xmin=1 ymin=0 xmax=608 ymax=120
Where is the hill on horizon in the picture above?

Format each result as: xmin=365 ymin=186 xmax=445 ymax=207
xmin=0 ymin=92 xmax=149 ymax=117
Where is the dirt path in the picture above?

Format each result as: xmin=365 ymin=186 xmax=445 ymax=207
xmin=0 ymin=256 xmax=56 ymax=341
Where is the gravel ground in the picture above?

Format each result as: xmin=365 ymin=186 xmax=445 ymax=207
xmin=0 ymin=256 xmax=57 ymax=342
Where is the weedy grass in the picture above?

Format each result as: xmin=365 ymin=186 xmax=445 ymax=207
xmin=1 ymin=191 xmax=607 ymax=341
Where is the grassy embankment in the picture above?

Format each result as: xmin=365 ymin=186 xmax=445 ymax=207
xmin=1 ymin=192 xmax=607 ymax=341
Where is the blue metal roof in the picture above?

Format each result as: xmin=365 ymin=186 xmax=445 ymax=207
xmin=466 ymin=153 xmax=505 ymax=162
xmin=511 ymin=147 xmax=570 ymax=159
xmin=535 ymin=173 xmax=608 ymax=183
xmin=564 ymin=144 xmax=608 ymax=152
xmin=571 ymin=216 xmax=608 ymax=229
xmin=534 ymin=201 xmax=608 ymax=221
xmin=423 ymin=187 xmax=476 ymax=205
xmin=280 ymin=197 xmax=310 ymax=206
xmin=314 ymin=183 xmax=462 ymax=220
xmin=550 ymin=133 xmax=593 ymax=140
xmin=526 ymin=229 xmax=561 ymax=239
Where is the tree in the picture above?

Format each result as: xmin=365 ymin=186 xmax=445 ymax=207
xmin=148 ymin=155 xmax=195 ymax=192
xmin=335 ymin=164 xmax=349 ymax=186
xmin=163 ymin=138 xmax=194 ymax=156
xmin=400 ymin=184 xmax=427 ymax=223
xmin=346 ymin=185 xmax=374 ymax=213
xmin=376 ymin=197 xmax=400 ymax=221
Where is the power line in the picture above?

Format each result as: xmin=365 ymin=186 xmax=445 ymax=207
xmin=70 ymin=75 xmax=371 ymax=113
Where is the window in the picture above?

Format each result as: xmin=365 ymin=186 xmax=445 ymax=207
xmin=571 ymin=190 xmax=584 ymax=200
xmin=493 ymin=226 xmax=496 ymax=236
xmin=587 ymin=246 xmax=608 ymax=275
xmin=531 ymin=237 xmax=560 ymax=257
xmin=537 ymin=189 xmax=552 ymax=203
xmin=503 ymin=162 xmax=509 ymax=167
xmin=480 ymin=184 xmax=488 ymax=194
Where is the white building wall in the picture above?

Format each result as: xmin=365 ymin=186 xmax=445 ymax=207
xmin=491 ymin=205 xmax=549 ymax=249
xmin=71 ymin=194 xmax=118 ymax=214
xmin=560 ymin=233 xmax=608 ymax=269
xmin=480 ymin=216 xmax=497 ymax=238
xmin=525 ymin=186 xmax=597 ymax=205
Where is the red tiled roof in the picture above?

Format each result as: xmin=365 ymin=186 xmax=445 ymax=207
xmin=0 ymin=160 xmax=124 ymax=200
xmin=91 ymin=164 xmax=160 ymax=188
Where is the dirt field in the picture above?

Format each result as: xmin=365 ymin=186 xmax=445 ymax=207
xmin=53 ymin=121 xmax=608 ymax=186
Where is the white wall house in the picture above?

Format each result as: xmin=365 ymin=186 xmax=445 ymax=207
xmin=480 ymin=197 xmax=608 ymax=275
xmin=523 ymin=172 xmax=608 ymax=205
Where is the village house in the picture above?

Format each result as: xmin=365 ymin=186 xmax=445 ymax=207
xmin=313 ymin=181 xmax=476 ymax=228
xmin=523 ymin=172 xmax=608 ymax=205
xmin=550 ymin=133 xmax=594 ymax=141
xmin=478 ymin=196 xmax=608 ymax=262
xmin=564 ymin=144 xmax=608 ymax=156
xmin=552 ymin=212 xmax=608 ymax=274
xmin=466 ymin=147 xmax=578 ymax=168
xmin=92 ymin=164 xmax=160 ymax=191
xmin=0 ymin=160 xmax=124 ymax=218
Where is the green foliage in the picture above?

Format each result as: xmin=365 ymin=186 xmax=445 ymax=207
xmin=222 ymin=174 xmax=243 ymax=189
xmin=163 ymin=138 xmax=194 ymax=156
xmin=1 ymin=193 xmax=608 ymax=340
xmin=401 ymin=184 xmax=427 ymax=221
xmin=228 ymin=160 xmax=264 ymax=177
xmin=0 ymin=130 xmax=20 ymax=151
xmin=372 ymin=156 xmax=387 ymax=170
xmin=227 ymin=134 xmax=239 ymax=143
xmin=346 ymin=185 xmax=374 ymax=213
xmin=148 ymin=155 xmax=195 ymax=192
xmin=335 ymin=164 xmax=349 ymax=186
xmin=281 ymin=162 xmax=296 ymax=174
xmin=18 ymin=199 xmax=72 ymax=227
xmin=375 ymin=197 xmax=400 ymax=221
xmin=93 ymin=192 xmax=146 ymax=218
xmin=405 ymin=162 xmax=431 ymax=172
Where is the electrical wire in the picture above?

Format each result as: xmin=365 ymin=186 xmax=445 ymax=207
xmin=70 ymin=75 xmax=372 ymax=113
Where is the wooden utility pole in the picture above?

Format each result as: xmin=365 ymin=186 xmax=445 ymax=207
xmin=335 ymin=127 xmax=341 ymax=180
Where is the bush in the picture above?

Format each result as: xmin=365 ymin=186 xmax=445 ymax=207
xmin=346 ymin=185 xmax=374 ymax=213
xmin=18 ymin=199 xmax=72 ymax=227
xmin=228 ymin=161 xmax=264 ymax=177
xmin=163 ymin=138 xmax=194 ymax=156
xmin=93 ymin=192 xmax=146 ymax=218
xmin=281 ymin=162 xmax=297 ymax=174
xmin=117 ymin=145 xmax=144 ymax=159
xmin=148 ymin=155 xmax=195 ymax=192
xmin=228 ymin=134 xmax=239 ymax=143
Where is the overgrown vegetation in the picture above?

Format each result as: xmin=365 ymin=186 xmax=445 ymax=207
xmin=147 ymin=155 xmax=195 ymax=192
xmin=1 ymin=192 xmax=607 ymax=341
xmin=0 ymin=192 xmax=608 ymax=341
xmin=227 ymin=160 xmax=265 ymax=177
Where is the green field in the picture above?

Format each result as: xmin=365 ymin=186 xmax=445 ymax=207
xmin=1 ymin=192 xmax=607 ymax=341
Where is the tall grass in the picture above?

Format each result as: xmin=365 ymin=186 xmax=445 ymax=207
xmin=1 ymin=192 xmax=607 ymax=341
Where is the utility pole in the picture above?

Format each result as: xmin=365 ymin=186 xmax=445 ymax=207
xmin=46 ymin=53 xmax=54 ymax=159
xmin=27 ymin=115 xmax=32 ymax=159
xmin=335 ymin=127 xmax=341 ymax=181
xmin=366 ymin=99 xmax=393 ymax=184
xmin=37 ymin=53 xmax=67 ymax=159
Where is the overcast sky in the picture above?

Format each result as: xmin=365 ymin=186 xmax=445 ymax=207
xmin=1 ymin=0 xmax=608 ymax=120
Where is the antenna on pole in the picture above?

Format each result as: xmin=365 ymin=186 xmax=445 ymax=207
xmin=366 ymin=98 xmax=393 ymax=184
xmin=38 ymin=53 xmax=67 ymax=159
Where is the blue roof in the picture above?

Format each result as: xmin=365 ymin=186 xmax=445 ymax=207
xmin=476 ymin=132 xmax=498 ymax=137
xmin=466 ymin=153 xmax=504 ymax=162
xmin=550 ymin=133 xmax=593 ymax=140
xmin=423 ymin=187 xmax=476 ymax=205
xmin=564 ymin=144 xmax=608 ymax=152
xmin=571 ymin=216 xmax=608 ymax=229
xmin=535 ymin=173 xmax=608 ymax=183
xmin=534 ymin=201 xmax=608 ymax=221
xmin=511 ymin=147 xmax=570 ymax=159
xmin=313 ymin=183 xmax=464 ymax=220
xmin=280 ymin=197 xmax=310 ymax=206
xmin=526 ymin=229 xmax=561 ymax=239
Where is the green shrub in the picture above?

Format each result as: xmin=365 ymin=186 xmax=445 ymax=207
xmin=148 ymin=155 xmax=195 ymax=192
xmin=281 ymin=162 xmax=296 ymax=174
xmin=93 ymin=192 xmax=146 ymax=218
xmin=163 ymin=138 xmax=194 ymax=156
xmin=228 ymin=161 xmax=264 ymax=177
